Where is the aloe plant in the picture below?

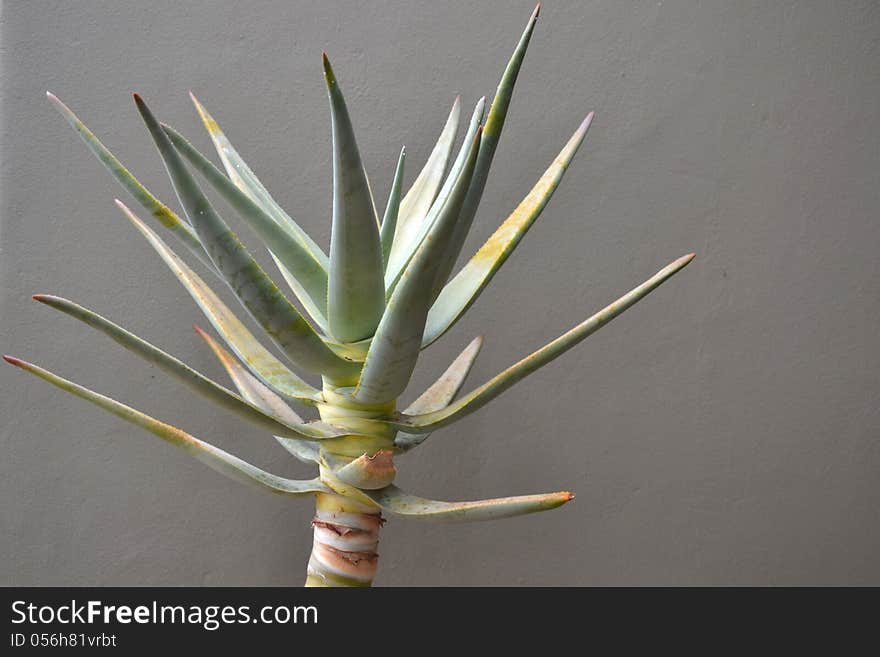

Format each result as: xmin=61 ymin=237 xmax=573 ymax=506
xmin=6 ymin=5 xmax=693 ymax=586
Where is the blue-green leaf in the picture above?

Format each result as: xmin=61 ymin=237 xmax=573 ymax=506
xmin=386 ymin=97 xmax=486 ymax=297
xmin=384 ymin=98 xmax=461 ymax=283
xmin=194 ymin=325 xmax=319 ymax=464
xmin=380 ymin=146 xmax=406 ymax=268
xmin=424 ymin=113 xmax=594 ymax=346
xmin=162 ymin=124 xmax=329 ymax=332
xmin=395 ymin=335 xmax=483 ymax=452
xmin=3 ymin=355 xmax=330 ymax=497
xmin=363 ymin=485 xmax=573 ymax=522
xmin=323 ymin=54 xmax=386 ymax=343
xmin=133 ymin=94 xmax=357 ymax=382
xmin=116 ymin=200 xmax=322 ymax=404
xmin=31 ymin=294 xmax=336 ymax=442
xmin=354 ymin=129 xmax=481 ymax=405
xmin=189 ymin=92 xmax=328 ymax=267
xmin=46 ymin=92 xmax=211 ymax=268
xmin=390 ymin=254 xmax=696 ymax=432
xmin=431 ymin=5 xmax=542 ymax=293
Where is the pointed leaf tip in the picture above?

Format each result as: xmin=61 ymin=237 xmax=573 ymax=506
xmin=161 ymin=121 xmax=329 ymax=329
xmin=322 ymin=52 xmax=336 ymax=84
xmin=47 ymin=99 xmax=208 ymax=265
xmin=364 ymin=485 xmax=572 ymax=522
xmin=134 ymin=96 xmax=353 ymax=377
xmin=324 ymin=50 xmax=386 ymax=342
xmin=580 ymin=111 xmax=595 ymax=133
xmin=3 ymin=355 xmax=22 ymax=366
xmin=425 ymin=114 xmax=594 ymax=345
xmin=400 ymin=253 xmax=696 ymax=432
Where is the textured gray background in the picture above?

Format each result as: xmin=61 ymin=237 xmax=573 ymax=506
xmin=2 ymin=0 xmax=878 ymax=586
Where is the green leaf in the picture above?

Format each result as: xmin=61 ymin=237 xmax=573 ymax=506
xmin=390 ymin=254 xmax=696 ymax=432
xmin=431 ymin=4 xmax=542 ymax=294
xmin=395 ymin=335 xmax=483 ymax=451
xmin=363 ymin=485 xmax=574 ymax=522
xmin=384 ymin=97 xmax=461 ymax=283
xmin=189 ymin=92 xmax=328 ymax=268
xmin=32 ymin=294 xmax=336 ymax=442
xmin=354 ymin=128 xmax=482 ymax=405
xmin=46 ymin=92 xmax=211 ymax=269
xmin=380 ymin=146 xmax=406 ymax=268
xmin=194 ymin=325 xmax=319 ymax=464
xmin=323 ymin=54 xmax=386 ymax=343
xmin=116 ymin=200 xmax=321 ymax=404
xmin=133 ymin=94 xmax=357 ymax=382
xmin=385 ymin=97 xmax=486 ymax=297
xmin=3 ymin=355 xmax=330 ymax=497
xmin=162 ymin=124 xmax=329 ymax=332
xmin=424 ymin=113 xmax=594 ymax=346
xmin=269 ymin=251 xmax=328 ymax=332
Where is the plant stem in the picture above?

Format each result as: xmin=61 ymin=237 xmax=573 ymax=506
xmin=305 ymin=491 xmax=383 ymax=587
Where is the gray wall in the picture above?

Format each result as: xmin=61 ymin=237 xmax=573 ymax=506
xmin=2 ymin=0 xmax=878 ymax=586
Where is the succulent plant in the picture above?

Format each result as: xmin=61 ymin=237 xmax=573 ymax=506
xmin=5 ymin=5 xmax=693 ymax=586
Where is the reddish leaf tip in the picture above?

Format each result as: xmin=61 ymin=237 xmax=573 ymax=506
xmin=3 ymin=355 xmax=23 ymax=366
xmin=132 ymin=93 xmax=148 ymax=114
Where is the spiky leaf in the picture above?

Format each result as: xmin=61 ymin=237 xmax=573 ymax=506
xmin=364 ymin=485 xmax=573 ymax=522
xmin=323 ymin=54 xmax=386 ymax=343
xmin=389 ymin=254 xmax=696 ymax=432
xmin=384 ymin=97 xmax=461 ymax=282
xmin=432 ymin=5 xmax=542 ymax=290
xmin=380 ymin=146 xmax=406 ymax=267
xmin=46 ymin=92 xmax=210 ymax=268
xmin=189 ymin=92 xmax=328 ymax=267
xmin=31 ymin=295 xmax=336 ymax=441
xmin=194 ymin=325 xmax=319 ymax=464
xmin=116 ymin=200 xmax=321 ymax=404
xmin=162 ymin=124 xmax=329 ymax=331
xmin=395 ymin=335 xmax=483 ymax=451
xmin=133 ymin=94 xmax=356 ymax=381
xmin=354 ymin=129 xmax=481 ymax=405
xmin=424 ymin=113 xmax=594 ymax=345
xmin=386 ymin=97 xmax=486 ymax=296
xmin=3 ymin=356 xmax=330 ymax=497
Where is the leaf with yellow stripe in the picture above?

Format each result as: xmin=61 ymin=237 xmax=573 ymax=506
xmin=3 ymin=356 xmax=330 ymax=497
